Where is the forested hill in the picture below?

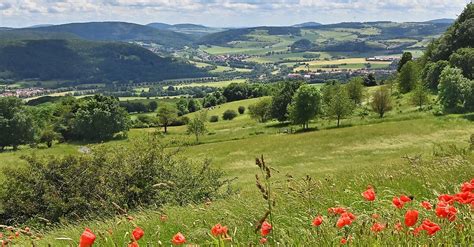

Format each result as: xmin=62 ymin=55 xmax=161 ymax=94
xmin=0 ymin=39 xmax=208 ymax=83
xmin=1 ymin=22 xmax=195 ymax=48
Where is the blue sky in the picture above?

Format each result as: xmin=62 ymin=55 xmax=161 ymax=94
xmin=0 ymin=0 xmax=471 ymax=28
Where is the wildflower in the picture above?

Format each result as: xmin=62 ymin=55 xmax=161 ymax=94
xmin=394 ymin=222 xmax=403 ymax=231
xmin=400 ymin=195 xmax=412 ymax=203
xmin=312 ymin=215 xmax=323 ymax=227
xmin=404 ymin=210 xmax=418 ymax=227
xmin=132 ymin=227 xmax=144 ymax=241
xmin=172 ymin=232 xmax=186 ymax=245
xmin=211 ymin=224 xmax=228 ymax=237
xmin=24 ymin=227 xmax=30 ymax=233
xmin=392 ymin=197 xmax=404 ymax=209
xmin=328 ymin=207 xmax=346 ymax=214
xmin=435 ymin=201 xmax=457 ymax=221
xmin=438 ymin=194 xmax=455 ymax=204
xmin=454 ymin=191 xmax=474 ymax=204
xmin=371 ymin=213 xmax=379 ymax=219
xmin=340 ymin=237 xmax=348 ymax=244
xmin=261 ymin=221 xmax=272 ymax=236
xmin=362 ymin=186 xmax=376 ymax=201
xmin=460 ymin=179 xmax=474 ymax=192
xmin=259 ymin=238 xmax=267 ymax=244
xmin=128 ymin=242 xmax=139 ymax=247
xmin=371 ymin=222 xmax=385 ymax=233
xmin=412 ymin=225 xmax=423 ymax=236
xmin=337 ymin=212 xmax=355 ymax=228
xmin=160 ymin=214 xmax=168 ymax=222
xmin=421 ymin=219 xmax=441 ymax=236
xmin=421 ymin=201 xmax=432 ymax=210
xmin=79 ymin=228 xmax=96 ymax=247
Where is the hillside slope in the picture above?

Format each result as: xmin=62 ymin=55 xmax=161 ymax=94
xmin=0 ymin=39 xmax=207 ymax=83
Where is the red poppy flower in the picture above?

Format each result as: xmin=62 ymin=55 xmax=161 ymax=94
xmin=132 ymin=227 xmax=144 ymax=241
xmin=328 ymin=207 xmax=346 ymax=215
xmin=404 ymin=210 xmax=418 ymax=227
xmin=259 ymin=238 xmax=267 ymax=244
xmin=211 ymin=224 xmax=228 ymax=237
xmin=128 ymin=242 xmax=139 ymax=247
xmin=371 ymin=222 xmax=385 ymax=233
xmin=261 ymin=221 xmax=272 ymax=236
xmin=394 ymin=222 xmax=403 ymax=231
xmin=435 ymin=201 xmax=457 ymax=221
xmin=454 ymin=192 xmax=474 ymax=204
xmin=412 ymin=225 xmax=423 ymax=236
xmin=371 ymin=213 xmax=379 ymax=219
xmin=336 ymin=212 xmax=355 ymax=228
xmin=172 ymin=232 xmax=186 ymax=245
xmin=79 ymin=228 xmax=96 ymax=247
xmin=400 ymin=195 xmax=412 ymax=203
xmin=392 ymin=197 xmax=404 ymax=209
xmin=421 ymin=201 xmax=432 ymax=210
xmin=312 ymin=215 xmax=323 ymax=227
xmin=438 ymin=194 xmax=455 ymax=204
xmin=460 ymin=179 xmax=474 ymax=192
xmin=421 ymin=219 xmax=441 ymax=236
xmin=362 ymin=187 xmax=376 ymax=201
xmin=340 ymin=238 xmax=347 ymax=244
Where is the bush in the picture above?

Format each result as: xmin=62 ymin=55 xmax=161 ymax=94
xmin=0 ymin=135 xmax=228 ymax=224
xmin=210 ymin=115 xmax=219 ymax=122
xmin=238 ymin=106 xmax=245 ymax=114
xmin=170 ymin=116 xmax=190 ymax=126
xmin=222 ymin=109 xmax=238 ymax=120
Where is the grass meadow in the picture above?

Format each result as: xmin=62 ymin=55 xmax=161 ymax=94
xmin=1 ymin=90 xmax=473 ymax=246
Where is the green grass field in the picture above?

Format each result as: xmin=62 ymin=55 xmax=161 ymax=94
xmin=2 ymin=90 xmax=473 ymax=246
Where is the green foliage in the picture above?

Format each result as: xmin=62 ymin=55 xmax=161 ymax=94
xmin=371 ymin=87 xmax=393 ymax=118
xmin=39 ymin=128 xmax=61 ymax=148
xmin=238 ymin=106 xmax=246 ymax=114
xmin=248 ymin=98 xmax=272 ymax=123
xmin=346 ymin=77 xmax=365 ymax=104
xmin=438 ymin=67 xmax=472 ymax=112
xmin=187 ymin=99 xmax=201 ymax=113
xmin=270 ymin=81 xmax=304 ymax=122
xmin=0 ymin=97 xmax=35 ymax=150
xmin=397 ymin=52 xmax=413 ymax=72
xmin=410 ymin=83 xmax=430 ymax=110
xmin=72 ymin=95 xmax=130 ymax=141
xmin=421 ymin=60 xmax=450 ymax=90
xmin=288 ymin=85 xmax=322 ymax=129
xmin=325 ymin=85 xmax=354 ymax=127
xmin=222 ymin=109 xmax=238 ymax=121
xmin=148 ymin=101 xmax=158 ymax=112
xmin=0 ymin=135 xmax=227 ymax=224
xmin=157 ymin=104 xmax=178 ymax=133
xmin=223 ymin=83 xmax=249 ymax=102
xmin=187 ymin=112 xmax=208 ymax=142
xmin=364 ymin=73 xmax=377 ymax=87
xmin=290 ymin=39 xmax=313 ymax=52
xmin=398 ymin=61 xmax=420 ymax=93
xmin=449 ymin=48 xmax=474 ymax=79
xmin=209 ymin=115 xmax=219 ymax=122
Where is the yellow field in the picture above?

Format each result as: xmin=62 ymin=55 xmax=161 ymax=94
xmin=294 ymin=58 xmax=392 ymax=71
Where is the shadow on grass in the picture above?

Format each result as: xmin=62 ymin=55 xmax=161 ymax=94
xmin=293 ymin=127 xmax=319 ymax=134
xmin=325 ymin=123 xmax=354 ymax=130
xmin=461 ymin=113 xmax=474 ymax=122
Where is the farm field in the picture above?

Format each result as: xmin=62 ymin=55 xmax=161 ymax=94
xmin=293 ymin=58 xmax=393 ymax=71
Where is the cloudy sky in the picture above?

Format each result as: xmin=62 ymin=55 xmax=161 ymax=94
xmin=0 ymin=0 xmax=471 ymax=28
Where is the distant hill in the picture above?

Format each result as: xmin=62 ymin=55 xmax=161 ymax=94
xmin=1 ymin=22 xmax=195 ymax=48
xmin=0 ymin=39 xmax=208 ymax=83
xmin=27 ymin=24 xmax=55 ymax=28
xmin=292 ymin=22 xmax=322 ymax=27
xmin=198 ymin=26 xmax=301 ymax=45
xmin=426 ymin=18 xmax=455 ymax=24
xmin=147 ymin=22 xmax=225 ymax=37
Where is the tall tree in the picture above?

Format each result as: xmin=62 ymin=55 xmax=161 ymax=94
xmin=271 ymin=81 xmax=304 ymax=122
xmin=398 ymin=52 xmax=413 ymax=72
xmin=410 ymin=83 xmax=430 ymax=110
xmin=187 ymin=112 xmax=207 ymax=143
xmin=326 ymin=85 xmax=354 ymax=127
xmin=0 ymin=97 xmax=35 ymax=150
xmin=248 ymin=98 xmax=272 ymax=123
xmin=449 ymin=48 xmax=474 ymax=80
xmin=346 ymin=77 xmax=365 ymax=105
xmin=421 ymin=60 xmax=450 ymax=91
xmin=288 ymin=85 xmax=322 ymax=129
xmin=157 ymin=104 xmax=178 ymax=133
xmin=371 ymin=87 xmax=393 ymax=118
xmin=438 ymin=67 xmax=469 ymax=111
xmin=364 ymin=74 xmax=377 ymax=87
xmin=398 ymin=61 xmax=419 ymax=93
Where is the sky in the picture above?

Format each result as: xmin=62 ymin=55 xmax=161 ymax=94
xmin=0 ymin=0 xmax=471 ymax=28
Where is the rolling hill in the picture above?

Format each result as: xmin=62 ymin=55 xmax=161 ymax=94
xmin=0 ymin=39 xmax=208 ymax=83
xmin=147 ymin=22 xmax=226 ymax=37
xmin=0 ymin=22 xmax=195 ymax=48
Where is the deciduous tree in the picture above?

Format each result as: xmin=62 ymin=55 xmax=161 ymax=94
xmin=288 ymin=85 xmax=322 ymax=129
xmin=371 ymin=87 xmax=392 ymax=118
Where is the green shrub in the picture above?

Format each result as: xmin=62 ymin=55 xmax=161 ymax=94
xmin=238 ymin=106 xmax=245 ymax=114
xmin=209 ymin=115 xmax=219 ymax=122
xmin=222 ymin=109 xmax=238 ymax=120
xmin=0 ymin=135 xmax=228 ymax=224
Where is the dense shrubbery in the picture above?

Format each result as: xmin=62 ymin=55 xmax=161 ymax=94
xmin=222 ymin=109 xmax=238 ymax=120
xmin=0 ymin=135 xmax=228 ymax=224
